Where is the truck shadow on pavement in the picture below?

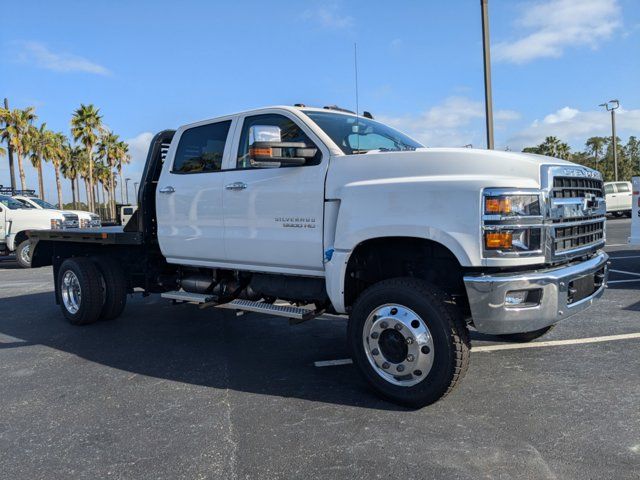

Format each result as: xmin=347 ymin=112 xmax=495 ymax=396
xmin=0 ymin=291 xmax=411 ymax=411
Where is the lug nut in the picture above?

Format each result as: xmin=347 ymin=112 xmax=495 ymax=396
xmin=396 ymin=365 xmax=405 ymax=372
xmin=406 ymin=337 xmax=414 ymax=345
xmin=421 ymin=346 xmax=430 ymax=354
xmin=371 ymin=332 xmax=379 ymax=339
xmin=380 ymin=321 xmax=389 ymax=329
xmin=406 ymin=354 xmax=415 ymax=362
xmin=395 ymin=323 xmax=403 ymax=331
xmin=382 ymin=362 xmax=390 ymax=369
xmin=371 ymin=348 xmax=379 ymax=356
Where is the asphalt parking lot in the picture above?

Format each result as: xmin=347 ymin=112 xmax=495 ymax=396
xmin=1 ymin=218 xmax=639 ymax=480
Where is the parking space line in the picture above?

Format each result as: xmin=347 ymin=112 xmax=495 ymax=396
xmin=610 ymin=269 xmax=640 ymax=277
xmin=314 ymin=359 xmax=353 ymax=367
xmin=606 ymin=243 xmax=629 ymax=247
xmin=608 ymin=278 xmax=640 ymax=284
xmin=609 ymin=255 xmax=640 ymax=260
xmin=472 ymin=333 xmax=640 ymax=352
xmin=314 ymin=333 xmax=640 ymax=365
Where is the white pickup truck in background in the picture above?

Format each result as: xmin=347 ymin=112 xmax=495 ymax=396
xmin=1 ymin=194 xmax=79 ymax=267
xmin=13 ymin=194 xmax=101 ymax=228
xmin=604 ymin=181 xmax=632 ymax=216
xmin=29 ymin=105 xmax=609 ymax=407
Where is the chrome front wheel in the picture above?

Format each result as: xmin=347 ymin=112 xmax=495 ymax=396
xmin=362 ymin=304 xmax=435 ymax=387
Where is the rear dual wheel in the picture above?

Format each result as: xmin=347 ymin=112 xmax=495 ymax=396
xmin=58 ymin=257 xmax=127 ymax=325
xmin=348 ymin=278 xmax=470 ymax=408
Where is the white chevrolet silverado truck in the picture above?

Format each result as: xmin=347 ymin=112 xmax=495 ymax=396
xmin=29 ymin=106 xmax=608 ymax=407
xmin=13 ymin=194 xmax=101 ymax=228
xmin=1 ymin=194 xmax=79 ymax=267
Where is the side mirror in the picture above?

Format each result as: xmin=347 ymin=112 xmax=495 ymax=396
xmin=248 ymin=125 xmax=317 ymax=168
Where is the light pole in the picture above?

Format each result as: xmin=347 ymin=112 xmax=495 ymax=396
xmin=125 ymin=177 xmax=131 ymax=204
xmin=481 ymin=0 xmax=494 ymax=150
xmin=599 ymin=99 xmax=620 ymax=181
xmin=134 ymin=182 xmax=139 ymax=204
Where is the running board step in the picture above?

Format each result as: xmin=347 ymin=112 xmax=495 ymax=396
xmin=217 ymin=299 xmax=317 ymax=321
xmin=162 ymin=291 xmax=214 ymax=303
xmin=161 ymin=291 xmax=318 ymax=321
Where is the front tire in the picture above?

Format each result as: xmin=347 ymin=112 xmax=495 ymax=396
xmin=16 ymin=240 xmax=32 ymax=268
xmin=58 ymin=257 xmax=104 ymax=325
xmin=348 ymin=278 xmax=470 ymax=408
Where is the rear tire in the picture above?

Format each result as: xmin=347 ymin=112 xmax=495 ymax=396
xmin=348 ymin=278 xmax=470 ymax=408
xmin=496 ymin=325 xmax=554 ymax=343
xmin=92 ymin=256 xmax=128 ymax=321
xmin=16 ymin=240 xmax=32 ymax=268
xmin=58 ymin=257 xmax=104 ymax=325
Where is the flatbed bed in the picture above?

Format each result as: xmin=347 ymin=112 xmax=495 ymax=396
xmin=28 ymin=226 xmax=143 ymax=245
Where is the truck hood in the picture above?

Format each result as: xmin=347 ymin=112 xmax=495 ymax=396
xmin=325 ymin=147 xmax=576 ymax=198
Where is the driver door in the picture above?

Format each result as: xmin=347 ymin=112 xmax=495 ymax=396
xmin=222 ymin=112 xmax=328 ymax=275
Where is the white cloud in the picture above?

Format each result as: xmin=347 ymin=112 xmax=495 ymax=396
xmin=493 ymin=0 xmax=621 ymax=64
xmin=15 ymin=41 xmax=111 ymax=75
xmin=378 ymin=96 xmax=519 ymax=147
xmin=302 ymin=4 xmax=353 ymax=29
xmin=508 ymin=105 xmax=640 ymax=150
xmin=122 ymin=132 xmax=154 ymax=181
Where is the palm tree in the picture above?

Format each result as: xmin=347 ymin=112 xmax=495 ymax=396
xmin=0 ymin=107 xmax=37 ymax=191
xmin=586 ymin=137 xmax=606 ymax=165
xmin=71 ymin=104 xmax=103 ymax=212
xmin=116 ymin=141 xmax=130 ymax=204
xmin=61 ymin=145 xmax=83 ymax=209
xmin=97 ymin=131 xmax=120 ymax=219
xmin=50 ymin=132 xmax=69 ymax=209
xmin=26 ymin=123 xmax=51 ymax=200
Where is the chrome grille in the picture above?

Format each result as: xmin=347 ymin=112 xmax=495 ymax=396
xmin=62 ymin=214 xmax=79 ymax=229
xmin=553 ymin=219 xmax=604 ymax=253
xmin=552 ymin=177 xmax=604 ymax=198
xmin=543 ymin=166 xmax=606 ymax=261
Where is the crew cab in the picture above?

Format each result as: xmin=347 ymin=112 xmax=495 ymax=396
xmin=13 ymin=194 xmax=101 ymax=228
xmin=28 ymin=105 xmax=609 ymax=407
xmin=0 ymin=194 xmax=79 ymax=267
xmin=604 ymin=181 xmax=632 ymax=216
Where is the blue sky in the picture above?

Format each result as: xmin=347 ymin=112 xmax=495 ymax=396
xmin=1 ymin=0 xmax=639 ymax=201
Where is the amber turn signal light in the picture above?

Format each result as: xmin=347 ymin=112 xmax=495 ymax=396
xmin=485 ymin=232 xmax=513 ymax=249
xmin=485 ymin=197 xmax=512 ymax=215
xmin=249 ymin=147 xmax=272 ymax=158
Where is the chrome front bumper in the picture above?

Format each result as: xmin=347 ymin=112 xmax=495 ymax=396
xmin=463 ymin=251 xmax=608 ymax=335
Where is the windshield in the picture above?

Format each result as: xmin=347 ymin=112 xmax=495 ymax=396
xmin=0 ymin=195 xmax=29 ymax=210
xmin=304 ymin=111 xmax=423 ymax=155
xmin=31 ymin=198 xmax=57 ymax=209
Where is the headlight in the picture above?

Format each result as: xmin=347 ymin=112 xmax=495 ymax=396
xmin=482 ymin=189 xmax=543 ymax=257
xmin=50 ymin=219 xmax=62 ymax=229
xmin=484 ymin=194 xmax=540 ymax=217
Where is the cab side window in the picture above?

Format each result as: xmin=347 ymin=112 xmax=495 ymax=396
xmin=172 ymin=120 xmax=231 ymax=174
xmin=604 ymin=184 xmax=614 ymax=195
xmin=616 ymin=183 xmax=630 ymax=193
xmin=236 ymin=114 xmax=321 ymax=169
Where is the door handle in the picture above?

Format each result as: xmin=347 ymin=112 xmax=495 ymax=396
xmin=159 ymin=186 xmax=175 ymax=194
xmin=225 ymin=182 xmax=247 ymax=191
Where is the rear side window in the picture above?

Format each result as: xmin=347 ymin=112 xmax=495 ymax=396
xmin=123 ymin=208 xmax=133 ymax=215
xmin=604 ymin=184 xmax=614 ymax=194
xmin=616 ymin=183 xmax=630 ymax=192
xmin=172 ymin=120 xmax=231 ymax=174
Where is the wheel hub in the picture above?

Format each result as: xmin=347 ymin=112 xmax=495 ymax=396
xmin=378 ymin=329 xmax=408 ymax=364
xmin=362 ymin=304 xmax=435 ymax=387
xmin=61 ymin=270 xmax=82 ymax=314
xmin=20 ymin=243 xmax=31 ymax=265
